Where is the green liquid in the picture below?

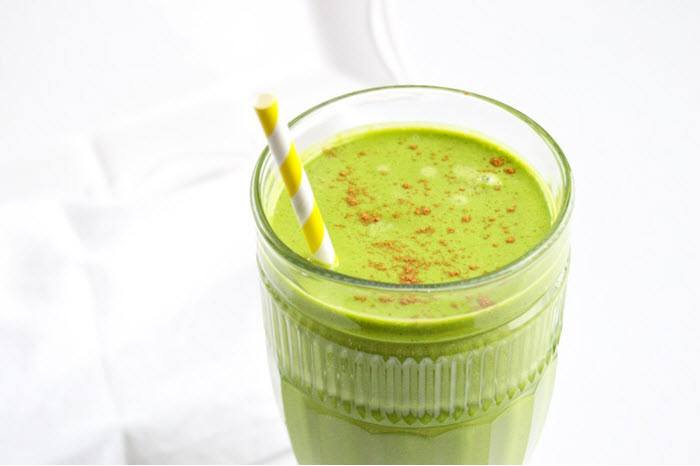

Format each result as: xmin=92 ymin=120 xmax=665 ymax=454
xmin=271 ymin=126 xmax=552 ymax=290
xmin=280 ymin=360 xmax=557 ymax=464
xmin=263 ymin=126 xmax=563 ymax=464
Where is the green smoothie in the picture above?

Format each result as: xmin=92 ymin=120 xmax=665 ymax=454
xmin=256 ymin=124 xmax=569 ymax=464
xmin=271 ymin=126 xmax=551 ymax=287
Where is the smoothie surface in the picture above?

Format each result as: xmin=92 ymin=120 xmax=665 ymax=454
xmin=270 ymin=126 xmax=552 ymax=286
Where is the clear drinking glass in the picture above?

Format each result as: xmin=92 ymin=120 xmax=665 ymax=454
xmin=251 ymin=86 xmax=573 ymax=464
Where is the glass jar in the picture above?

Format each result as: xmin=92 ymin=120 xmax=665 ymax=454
xmin=251 ymin=85 xmax=573 ymax=464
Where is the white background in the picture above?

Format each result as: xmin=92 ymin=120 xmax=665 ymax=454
xmin=1 ymin=0 xmax=699 ymax=463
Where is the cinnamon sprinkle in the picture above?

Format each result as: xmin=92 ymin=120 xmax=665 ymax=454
xmin=360 ymin=212 xmax=380 ymax=225
xmin=368 ymin=261 xmax=387 ymax=271
xmin=399 ymin=265 xmax=420 ymax=284
xmin=478 ymin=296 xmax=494 ymax=308
xmin=399 ymin=296 xmax=419 ymax=305
xmin=489 ymin=157 xmax=505 ymax=167
xmin=372 ymin=240 xmax=402 ymax=252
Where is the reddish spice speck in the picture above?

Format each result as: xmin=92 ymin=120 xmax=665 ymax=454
xmin=409 ymin=144 xmax=418 ymax=150
xmin=402 ymin=182 xmax=411 ymax=189
xmin=368 ymin=261 xmax=387 ymax=271
xmin=504 ymin=167 xmax=516 ymax=174
xmin=338 ymin=170 xmax=348 ymax=177
xmin=447 ymin=227 xmax=455 ymax=233
xmin=506 ymin=236 xmax=516 ymax=243
xmin=400 ymin=271 xmax=420 ymax=284
xmin=372 ymin=240 xmax=402 ymax=252
xmin=469 ymin=264 xmax=479 ymax=271
xmin=399 ymin=296 xmax=419 ymax=305
xmin=360 ymin=212 xmax=380 ymax=225
xmin=478 ymin=296 xmax=494 ymax=308
xmin=415 ymin=226 xmax=435 ymax=234
xmin=415 ymin=206 xmax=431 ymax=215
xmin=489 ymin=157 xmax=505 ymax=167
xmin=345 ymin=196 xmax=358 ymax=206
xmin=461 ymin=215 xmax=472 ymax=223
xmin=507 ymin=205 xmax=517 ymax=213
xmin=448 ymin=270 xmax=460 ymax=277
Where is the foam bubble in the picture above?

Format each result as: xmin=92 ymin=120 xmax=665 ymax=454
xmin=377 ymin=164 xmax=390 ymax=175
xmin=450 ymin=194 xmax=470 ymax=205
xmin=420 ymin=165 xmax=438 ymax=177
xmin=453 ymin=165 xmax=480 ymax=182
xmin=480 ymin=173 xmax=502 ymax=187
xmin=367 ymin=222 xmax=394 ymax=237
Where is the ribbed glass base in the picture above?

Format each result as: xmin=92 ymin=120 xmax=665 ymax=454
xmin=280 ymin=360 xmax=556 ymax=464
xmin=261 ymin=269 xmax=566 ymax=464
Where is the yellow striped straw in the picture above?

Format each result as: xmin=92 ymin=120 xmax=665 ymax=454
xmin=254 ymin=93 xmax=337 ymax=267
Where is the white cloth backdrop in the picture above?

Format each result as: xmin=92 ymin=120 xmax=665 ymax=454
xmin=1 ymin=1 xmax=699 ymax=464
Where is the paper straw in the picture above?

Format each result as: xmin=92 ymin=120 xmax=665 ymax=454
xmin=254 ymin=93 xmax=337 ymax=267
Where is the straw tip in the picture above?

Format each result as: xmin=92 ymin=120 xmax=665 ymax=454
xmin=254 ymin=93 xmax=277 ymax=110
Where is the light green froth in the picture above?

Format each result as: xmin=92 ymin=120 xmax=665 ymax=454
xmin=270 ymin=126 xmax=552 ymax=290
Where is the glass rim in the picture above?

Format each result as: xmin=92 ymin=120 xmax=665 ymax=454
xmin=251 ymin=84 xmax=573 ymax=292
